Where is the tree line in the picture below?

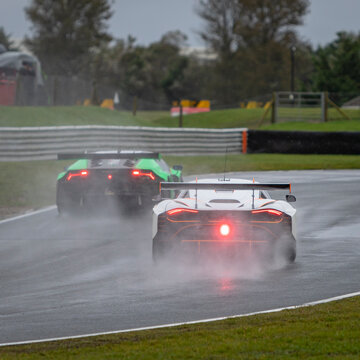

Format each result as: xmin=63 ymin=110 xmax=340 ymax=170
xmin=1 ymin=0 xmax=359 ymax=105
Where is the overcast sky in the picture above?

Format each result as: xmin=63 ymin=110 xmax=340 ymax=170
xmin=1 ymin=0 xmax=360 ymax=48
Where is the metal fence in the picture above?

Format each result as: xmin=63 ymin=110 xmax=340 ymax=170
xmin=9 ymin=74 xmax=273 ymax=110
xmin=0 ymin=126 xmax=247 ymax=161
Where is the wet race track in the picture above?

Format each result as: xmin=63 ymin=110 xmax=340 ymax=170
xmin=0 ymin=170 xmax=360 ymax=344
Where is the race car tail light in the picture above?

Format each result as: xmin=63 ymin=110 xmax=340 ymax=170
xmin=219 ymin=223 xmax=231 ymax=236
xmin=132 ymin=169 xmax=155 ymax=181
xmin=167 ymin=208 xmax=199 ymax=216
xmin=252 ymin=209 xmax=282 ymax=216
xmin=107 ymin=174 xmax=112 ymax=180
xmin=251 ymin=209 xmax=284 ymax=223
xmin=66 ymin=170 xmax=89 ymax=181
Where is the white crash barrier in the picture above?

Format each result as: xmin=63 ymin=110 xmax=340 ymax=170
xmin=0 ymin=126 xmax=248 ymax=161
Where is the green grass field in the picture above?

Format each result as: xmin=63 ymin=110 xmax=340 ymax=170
xmin=0 ymin=106 xmax=264 ymax=128
xmin=1 ymin=106 xmax=360 ymax=131
xmin=138 ymin=108 xmax=265 ymax=128
xmin=1 ymin=295 xmax=359 ymax=359
xmin=0 ymin=106 xmax=139 ymax=127
xmin=262 ymin=119 xmax=360 ymax=132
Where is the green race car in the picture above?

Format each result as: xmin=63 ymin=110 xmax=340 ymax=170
xmin=56 ymin=150 xmax=183 ymax=214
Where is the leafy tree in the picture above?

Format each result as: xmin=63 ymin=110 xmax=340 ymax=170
xmin=24 ymin=0 xmax=113 ymax=76
xmin=0 ymin=27 xmax=15 ymax=51
xmin=98 ymin=31 xmax=191 ymax=105
xmin=312 ymin=31 xmax=360 ymax=103
xmin=196 ymin=0 xmax=310 ymax=103
xmin=197 ymin=0 xmax=309 ymax=52
xmin=154 ymin=31 xmax=189 ymax=102
xmin=179 ymin=57 xmax=217 ymax=102
xmin=90 ymin=38 xmax=127 ymax=84
xmin=90 ymin=30 xmax=214 ymax=107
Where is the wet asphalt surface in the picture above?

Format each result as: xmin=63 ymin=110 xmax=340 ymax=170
xmin=0 ymin=170 xmax=359 ymax=343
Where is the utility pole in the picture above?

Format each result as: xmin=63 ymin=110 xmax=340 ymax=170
xmin=290 ymin=46 xmax=296 ymax=93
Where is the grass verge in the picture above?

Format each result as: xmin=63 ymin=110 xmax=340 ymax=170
xmin=0 ymin=106 xmax=263 ymax=128
xmin=164 ymin=154 xmax=360 ymax=175
xmin=1 ymin=106 xmax=360 ymax=131
xmin=137 ymin=108 xmax=265 ymax=128
xmin=0 ymin=160 xmax=67 ymax=218
xmin=0 ymin=154 xmax=359 ymax=218
xmin=0 ymin=106 xmax=141 ymax=127
xmin=1 ymin=296 xmax=359 ymax=359
xmin=262 ymin=119 xmax=360 ymax=132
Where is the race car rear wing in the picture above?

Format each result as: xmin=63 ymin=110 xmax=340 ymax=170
xmin=160 ymin=182 xmax=291 ymax=192
xmin=160 ymin=181 xmax=295 ymax=207
xmin=57 ymin=152 xmax=160 ymax=160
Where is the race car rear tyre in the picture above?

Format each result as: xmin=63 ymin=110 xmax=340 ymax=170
xmin=273 ymin=236 xmax=296 ymax=264
xmin=56 ymin=185 xmax=82 ymax=215
xmin=119 ymin=195 xmax=143 ymax=214
xmin=152 ymin=239 xmax=167 ymax=263
xmin=284 ymin=238 xmax=296 ymax=263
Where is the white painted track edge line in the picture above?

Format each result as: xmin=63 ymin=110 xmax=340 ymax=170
xmin=0 ymin=205 xmax=56 ymax=224
xmin=1 ymin=291 xmax=359 ymax=348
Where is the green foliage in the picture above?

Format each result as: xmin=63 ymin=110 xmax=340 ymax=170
xmin=0 ymin=26 xmax=15 ymax=51
xmin=197 ymin=0 xmax=309 ymax=51
xmin=20 ymin=0 xmax=315 ymax=107
xmin=94 ymin=31 xmax=198 ymax=105
xmin=17 ymin=1 xmax=357 ymax=109
xmin=24 ymin=0 xmax=113 ymax=76
xmin=196 ymin=0 xmax=312 ymax=103
xmin=312 ymin=31 xmax=360 ymax=104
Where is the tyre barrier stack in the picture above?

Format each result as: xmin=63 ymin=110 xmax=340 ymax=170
xmin=247 ymin=130 xmax=360 ymax=155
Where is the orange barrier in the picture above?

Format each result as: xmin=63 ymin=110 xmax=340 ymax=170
xmin=242 ymin=130 xmax=248 ymax=154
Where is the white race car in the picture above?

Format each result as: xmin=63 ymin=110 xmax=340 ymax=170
xmin=152 ymin=178 xmax=297 ymax=263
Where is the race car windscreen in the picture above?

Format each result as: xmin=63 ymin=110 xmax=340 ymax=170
xmin=89 ymin=158 xmax=136 ymax=169
xmin=179 ymin=188 xmax=261 ymax=203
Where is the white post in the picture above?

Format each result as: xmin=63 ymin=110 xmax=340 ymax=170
xmin=321 ymin=92 xmax=325 ymax=122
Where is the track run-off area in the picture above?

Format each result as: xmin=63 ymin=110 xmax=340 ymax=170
xmin=0 ymin=170 xmax=359 ymax=344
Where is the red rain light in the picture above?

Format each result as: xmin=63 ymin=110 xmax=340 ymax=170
xmin=219 ymin=224 xmax=230 ymax=236
xmin=252 ymin=209 xmax=282 ymax=216
xmin=67 ymin=170 xmax=89 ymax=181
xmin=167 ymin=208 xmax=199 ymax=216
xmin=107 ymin=174 xmax=112 ymax=180
xmin=132 ymin=169 xmax=155 ymax=180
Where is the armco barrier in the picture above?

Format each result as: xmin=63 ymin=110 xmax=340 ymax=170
xmin=0 ymin=126 xmax=248 ymax=161
xmin=2 ymin=126 xmax=359 ymax=161
xmin=247 ymin=130 xmax=360 ymax=155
